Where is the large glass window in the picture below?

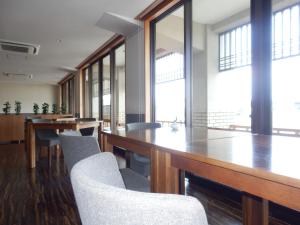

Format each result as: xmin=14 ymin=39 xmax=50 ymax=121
xmin=114 ymin=44 xmax=126 ymax=128
xmin=102 ymin=55 xmax=111 ymax=129
xmin=68 ymin=78 xmax=75 ymax=114
xmin=153 ymin=5 xmax=185 ymax=126
xmin=272 ymin=1 xmax=300 ymax=132
xmin=92 ymin=62 xmax=99 ymax=119
xmin=192 ymin=0 xmax=251 ymax=129
xmin=219 ymin=24 xmax=252 ymax=71
xmin=83 ymin=68 xmax=90 ymax=117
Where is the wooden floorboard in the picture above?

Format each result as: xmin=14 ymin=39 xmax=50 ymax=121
xmin=0 ymin=143 xmax=81 ymax=225
xmin=0 ymin=143 xmax=298 ymax=225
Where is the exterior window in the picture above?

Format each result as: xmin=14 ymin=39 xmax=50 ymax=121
xmin=92 ymin=62 xmax=99 ymax=119
xmin=219 ymin=24 xmax=251 ymax=71
xmin=155 ymin=53 xmax=185 ymax=124
xmin=219 ymin=4 xmax=300 ymax=71
xmin=273 ymin=5 xmax=300 ymax=59
xmin=152 ymin=4 xmax=186 ymax=126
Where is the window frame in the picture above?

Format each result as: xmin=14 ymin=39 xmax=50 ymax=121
xmin=150 ymin=0 xmax=192 ymax=126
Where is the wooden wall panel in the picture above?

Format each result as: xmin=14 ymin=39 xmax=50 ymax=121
xmin=0 ymin=115 xmax=24 ymax=142
xmin=0 ymin=114 xmax=72 ymax=142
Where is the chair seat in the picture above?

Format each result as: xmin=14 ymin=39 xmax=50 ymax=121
xmin=37 ymin=137 xmax=60 ymax=147
xmin=133 ymin=153 xmax=150 ymax=163
xmin=119 ymin=168 xmax=150 ymax=192
xmin=36 ymin=130 xmax=60 ymax=147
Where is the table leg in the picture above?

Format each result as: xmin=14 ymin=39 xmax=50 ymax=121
xmin=98 ymin=124 xmax=103 ymax=150
xmin=103 ymin=134 xmax=113 ymax=152
xmin=29 ymin=124 xmax=36 ymax=168
xmin=242 ymin=193 xmax=269 ymax=225
xmin=150 ymin=149 xmax=180 ymax=194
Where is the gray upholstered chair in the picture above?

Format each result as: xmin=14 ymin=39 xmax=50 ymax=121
xmin=71 ymin=152 xmax=208 ymax=225
xmin=32 ymin=118 xmax=60 ymax=167
xmin=59 ymin=133 xmax=150 ymax=192
xmin=76 ymin=118 xmax=96 ymax=136
xmin=126 ymin=122 xmax=161 ymax=177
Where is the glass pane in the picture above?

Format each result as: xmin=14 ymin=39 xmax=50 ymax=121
xmin=65 ymin=82 xmax=69 ymax=113
xmin=83 ymin=68 xmax=90 ymax=117
xmin=115 ymin=44 xmax=126 ymax=128
xmin=69 ymin=79 xmax=74 ymax=114
xmin=272 ymin=1 xmax=300 ymax=132
xmin=102 ymin=55 xmax=111 ymax=129
xmin=92 ymin=62 xmax=99 ymax=119
xmin=154 ymin=5 xmax=185 ymax=126
xmin=192 ymin=0 xmax=251 ymax=130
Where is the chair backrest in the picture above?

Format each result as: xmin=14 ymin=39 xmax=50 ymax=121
xmin=59 ymin=133 xmax=101 ymax=172
xmin=71 ymin=152 xmax=208 ymax=225
xmin=126 ymin=122 xmax=161 ymax=131
xmin=31 ymin=118 xmax=57 ymax=140
xmin=76 ymin=118 xmax=96 ymax=136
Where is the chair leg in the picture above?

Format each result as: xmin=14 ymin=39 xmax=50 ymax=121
xmin=48 ymin=146 xmax=52 ymax=168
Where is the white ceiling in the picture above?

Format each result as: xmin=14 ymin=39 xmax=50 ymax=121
xmin=0 ymin=0 xmax=154 ymax=85
xmin=192 ymin=0 xmax=249 ymax=24
xmin=172 ymin=0 xmax=249 ymax=24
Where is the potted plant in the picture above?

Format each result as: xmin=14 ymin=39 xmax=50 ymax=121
xmin=60 ymin=103 xmax=66 ymax=114
xmin=42 ymin=103 xmax=49 ymax=114
xmin=2 ymin=101 xmax=11 ymax=115
xmin=15 ymin=101 xmax=22 ymax=115
xmin=52 ymin=103 xmax=58 ymax=114
xmin=33 ymin=103 xmax=39 ymax=115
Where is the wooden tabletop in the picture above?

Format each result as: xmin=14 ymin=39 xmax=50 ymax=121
xmin=102 ymin=127 xmax=300 ymax=190
xmin=104 ymin=127 xmax=245 ymax=147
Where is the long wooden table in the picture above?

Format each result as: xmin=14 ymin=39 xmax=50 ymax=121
xmin=27 ymin=120 xmax=102 ymax=168
xmin=101 ymin=127 xmax=300 ymax=225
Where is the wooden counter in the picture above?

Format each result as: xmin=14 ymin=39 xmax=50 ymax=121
xmin=0 ymin=114 xmax=72 ymax=142
xmin=0 ymin=115 xmax=24 ymax=142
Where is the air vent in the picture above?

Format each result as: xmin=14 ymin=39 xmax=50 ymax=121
xmin=0 ymin=39 xmax=40 ymax=55
xmin=3 ymin=72 xmax=33 ymax=79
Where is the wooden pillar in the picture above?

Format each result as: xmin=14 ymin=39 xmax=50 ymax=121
xmin=243 ymin=193 xmax=269 ymax=225
xmin=251 ymin=0 xmax=272 ymax=135
xmin=150 ymin=149 xmax=180 ymax=194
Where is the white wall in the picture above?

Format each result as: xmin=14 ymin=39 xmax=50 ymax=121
xmin=0 ymin=82 xmax=59 ymax=113
xmin=125 ymin=29 xmax=145 ymax=115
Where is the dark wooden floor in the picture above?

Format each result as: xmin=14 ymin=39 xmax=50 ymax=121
xmin=0 ymin=143 xmax=81 ymax=225
xmin=0 ymin=143 xmax=298 ymax=225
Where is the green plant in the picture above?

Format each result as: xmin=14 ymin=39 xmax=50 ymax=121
xmin=60 ymin=103 xmax=66 ymax=114
xmin=33 ymin=103 xmax=39 ymax=115
xmin=42 ymin=103 xmax=49 ymax=114
xmin=15 ymin=101 xmax=22 ymax=115
xmin=2 ymin=101 xmax=11 ymax=115
xmin=52 ymin=103 xmax=58 ymax=114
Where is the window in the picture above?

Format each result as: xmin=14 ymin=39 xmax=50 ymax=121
xmin=114 ymin=44 xmax=126 ymax=128
xmin=83 ymin=68 xmax=91 ymax=117
xmin=191 ymin=0 xmax=251 ymax=129
xmin=219 ymin=24 xmax=251 ymax=71
xmin=155 ymin=53 xmax=185 ymax=124
xmin=272 ymin=2 xmax=300 ymax=131
xmin=101 ymin=55 xmax=111 ymax=128
xmin=61 ymin=77 xmax=75 ymax=114
xmin=273 ymin=4 xmax=300 ymax=59
xmin=151 ymin=3 xmax=188 ymax=126
xmin=92 ymin=62 xmax=99 ymax=119
xmin=219 ymin=3 xmax=300 ymax=71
